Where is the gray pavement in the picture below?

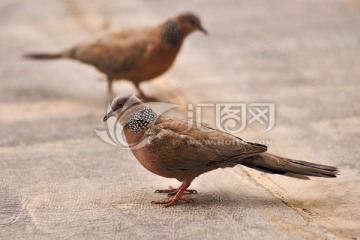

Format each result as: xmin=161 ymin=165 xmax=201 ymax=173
xmin=1 ymin=0 xmax=360 ymax=239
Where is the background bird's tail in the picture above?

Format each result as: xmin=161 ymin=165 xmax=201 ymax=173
xmin=240 ymin=153 xmax=338 ymax=178
xmin=23 ymin=52 xmax=63 ymax=60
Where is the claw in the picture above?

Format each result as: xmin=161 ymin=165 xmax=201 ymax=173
xmin=167 ymin=189 xmax=197 ymax=196
xmin=154 ymin=186 xmax=177 ymax=193
xmin=186 ymin=189 xmax=198 ymax=194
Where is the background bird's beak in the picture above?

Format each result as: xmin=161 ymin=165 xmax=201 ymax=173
xmin=103 ymin=110 xmax=114 ymax=122
xmin=198 ymin=26 xmax=208 ymax=35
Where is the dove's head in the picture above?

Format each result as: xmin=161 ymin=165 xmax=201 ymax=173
xmin=103 ymin=94 xmax=158 ymax=133
xmin=175 ymin=12 xmax=208 ymax=36
xmin=103 ymin=94 xmax=144 ymax=124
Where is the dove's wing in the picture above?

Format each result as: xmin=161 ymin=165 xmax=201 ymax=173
xmin=145 ymin=116 xmax=267 ymax=172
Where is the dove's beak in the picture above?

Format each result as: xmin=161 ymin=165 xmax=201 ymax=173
xmin=198 ymin=26 xmax=208 ymax=35
xmin=103 ymin=110 xmax=114 ymax=122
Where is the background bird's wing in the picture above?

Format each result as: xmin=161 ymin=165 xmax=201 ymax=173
xmin=145 ymin=116 xmax=267 ymax=172
xmin=69 ymin=32 xmax=149 ymax=74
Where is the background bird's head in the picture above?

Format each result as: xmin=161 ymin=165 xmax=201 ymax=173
xmin=174 ymin=12 xmax=208 ymax=36
xmin=103 ymin=94 xmax=145 ymax=125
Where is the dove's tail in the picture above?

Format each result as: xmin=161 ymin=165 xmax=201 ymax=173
xmin=240 ymin=153 xmax=338 ymax=178
xmin=23 ymin=52 xmax=63 ymax=60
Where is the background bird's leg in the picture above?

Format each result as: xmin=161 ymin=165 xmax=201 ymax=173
xmin=107 ymin=76 xmax=114 ymax=99
xmin=135 ymin=83 xmax=157 ymax=101
xmin=152 ymin=183 xmax=195 ymax=207
xmin=155 ymin=184 xmax=198 ymax=196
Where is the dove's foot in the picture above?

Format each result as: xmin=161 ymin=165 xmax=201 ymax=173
xmin=154 ymin=185 xmax=198 ymax=196
xmin=152 ymin=184 xmax=195 ymax=207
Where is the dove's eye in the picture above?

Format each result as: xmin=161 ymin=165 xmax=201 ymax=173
xmin=118 ymin=103 xmax=124 ymax=108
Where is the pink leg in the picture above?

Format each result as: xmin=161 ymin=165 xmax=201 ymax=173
xmin=152 ymin=184 xmax=195 ymax=207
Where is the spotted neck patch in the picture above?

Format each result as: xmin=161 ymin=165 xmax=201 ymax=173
xmin=162 ymin=19 xmax=182 ymax=46
xmin=127 ymin=108 xmax=157 ymax=133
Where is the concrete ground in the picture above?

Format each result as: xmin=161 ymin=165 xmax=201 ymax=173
xmin=1 ymin=0 xmax=359 ymax=239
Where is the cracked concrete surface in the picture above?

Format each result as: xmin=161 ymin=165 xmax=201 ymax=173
xmin=0 ymin=0 xmax=359 ymax=239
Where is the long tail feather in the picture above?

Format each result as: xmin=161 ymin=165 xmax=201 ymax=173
xmin=240 ymin=153 xmax=338 ymax=178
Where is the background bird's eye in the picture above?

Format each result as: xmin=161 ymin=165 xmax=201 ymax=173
xmin=188 ymin=19 xmax=196 ymax=26
xmin=118 ymin=103 xmax=124 ymax=108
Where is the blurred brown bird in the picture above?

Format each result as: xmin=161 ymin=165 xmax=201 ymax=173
xmin=103 ymin=95 xmax=338 ymax=207
xmin=24 ymin=12 xmax=208 ymax=100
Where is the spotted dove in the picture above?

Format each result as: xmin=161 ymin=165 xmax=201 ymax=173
xmin=103 ymin=95 xmax=338 ymax=207
xmin=24 ymin=12 xmax=208 ymax=99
